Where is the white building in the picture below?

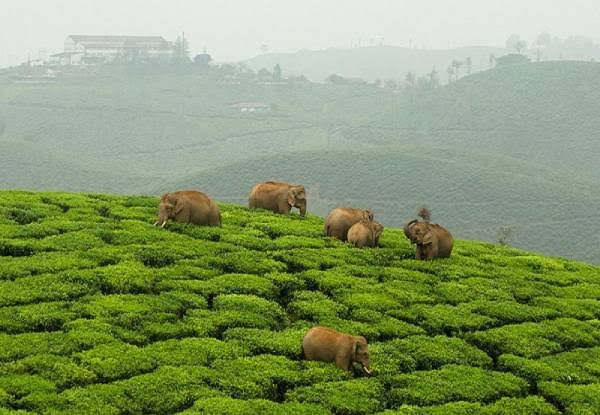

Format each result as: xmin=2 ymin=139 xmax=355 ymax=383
xmin=52 ymin=35 xmax=175 ymax=65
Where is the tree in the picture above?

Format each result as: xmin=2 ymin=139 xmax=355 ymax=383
xmin=272 ymin=64 xmax=282 ymax=82
xmin=506 ymin=34 xmax=527 ymax=54
xmin=326 ymin=74 xmax=347 ymax=84
xmin=497 ymin=226 xmax=514 ymax=246
xmin=429 ymin=68 xmax=439 ymax=88
xmin=515 ymin=40 xmax=527 ymax=54
xmin=173 ymin=35 xmax=190 ymax=63
xmin=465 ymin=57 xmax=472 ymax=75
xmin=447 ymin=64 xmax=454 ymax=83
xmin=257 ymin=68 xmax=272 ymax=82
xmin=405 ymin=72 xmax=416 ymax=87
xmin=536 ymin=32 xmax=552 ymax=48
xmin=384 ymin=79 xmax=397 ymax=90
xmin=193 ymin=53 xmax=212 ymax=67
xmin=506 ymin=34 xmax=521 ymax=50
xmin=451 ymin=59 xmax=462 ymax=81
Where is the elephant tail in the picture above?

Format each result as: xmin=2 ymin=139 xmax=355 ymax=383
xmin=219 ymin=211 xmax=222 ymax=227
xmin=418 ymin=207 xmax=431 ymax=222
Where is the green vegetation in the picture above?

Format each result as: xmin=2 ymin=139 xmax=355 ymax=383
xmin=0 ymin=190 xmax=599 ymax=413
xmin=2 ymin=62 xmax=600 ymax=263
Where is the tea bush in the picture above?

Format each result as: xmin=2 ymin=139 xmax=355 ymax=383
xmin=0 ymin=190 xmax=599 ymax=413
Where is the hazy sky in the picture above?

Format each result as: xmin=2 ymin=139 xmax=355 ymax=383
xmin=1 ymin=0 xmax=599 ymax=67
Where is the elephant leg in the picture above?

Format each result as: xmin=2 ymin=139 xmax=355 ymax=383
xmin=415 ymin=246 xmax=422 ymax=260
xmin=335 ymin=355 xmax=351 ymax=372
xmin=278 ymin=201 xmax=291 ymax=215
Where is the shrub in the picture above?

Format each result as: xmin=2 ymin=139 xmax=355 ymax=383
xmin=180 ymin=397 xmax=329 ymax=415
xmin=223 ymin=328 xmax=305 ymax=358
xmin=539 ymin=381 xmax=600 ymax=414
xmin=75 ymin=342 xmax=156 ymax=381
xmin=287 ymin=291 xmax=347 ymax=321
xmin=466 ymin=318 xmax=600 ymax=358
xmin=372 ymin=335 xmax=492 ymax=377
xmin=147 ymin=337 xmax=249 ymax=367
xmin=386 ymin=365 xmax=528 ymax=407
xmin=3 ymin=353 xmax=96 ymax=390
xmin=286 ymin=378 xmax=384 ymax=415
xmin=380 ymin=396 xmax=558 ymax=414
xmin=390 ymin=304 xmax=496 ymax=335
xmin=210 ymin=354 xmax=301 ymax=400
xmin=202 ymin=274 xmax=278 ymax=299
xmin=499 ymin=347 xmax=600 ymax=384
xmin=0 ymin=302 xmax=75 ymax=333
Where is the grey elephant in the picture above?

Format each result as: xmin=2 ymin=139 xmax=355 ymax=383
xmin=248 ymin=181 xmax=307 ymax=217
xmin=302 ymin=326 xmax=372 ymax=375
xmin=404 ymin=208 xmax=453 ymax=260
xmin=347 ymin=220 xmax=384 ymax=248
xmin=324 ymin=208 xmax=374 ymax=241
xmin=155 ymin=190 xmax=221 ymax=228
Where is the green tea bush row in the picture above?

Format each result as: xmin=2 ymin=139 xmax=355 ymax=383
xmin=385 ymin=365 xmax=528 ymax=407
xmin=466 ymin=318 xmax=600 ymax=358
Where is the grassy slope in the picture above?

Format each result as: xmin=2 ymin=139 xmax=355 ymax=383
xmin=244 ymin=45 xmax=510 ymax=82
xmin=371 ymin=61 xmax=600 ymax=180
xmin=0 ymin=66 xmax=389 ymax=193
xmin=164 ymin=147 xmax=600 ymax=264
xmin=0 ymin=190 xmax=599 ymax=414
xmin=2 ymin=62 xmax=600 ymax=263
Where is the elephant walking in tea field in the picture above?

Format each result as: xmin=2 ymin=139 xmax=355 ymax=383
xmin=404 ymin=208 xmax=453 ymax=260
xmin=154 ymin=190 xmax=221 ymax=228
xmin=324 ymin=208 xmax=374 ymax=241
xmin=248 ymin=181 xmax=307 ymax=217
xmin=347 ymin=220 xmax=384 ymax=248
xmin=302 ymin=326 xmax=372 ymax=375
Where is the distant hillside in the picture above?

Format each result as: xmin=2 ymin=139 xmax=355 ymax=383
xmin=2 ymin=62 xmax=600 ymax=263
xmin=1 ymin=190 xmax=599 ymax=413
xmin=370 ymin=61 xmax=600 ymax=180
xmin=160 ymin=147 xmax=600 ymax=264
xmin=244 ymin=45 xmax=509 ymax=82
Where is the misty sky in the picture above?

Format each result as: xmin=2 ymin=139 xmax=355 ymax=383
xmin=2 ymin=0 xmax=599 ymax=67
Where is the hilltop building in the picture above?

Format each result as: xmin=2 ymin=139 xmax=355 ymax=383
xmin=51 ymin=35 xmax=175 ymax=65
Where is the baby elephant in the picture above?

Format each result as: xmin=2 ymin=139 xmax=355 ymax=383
xmin=404 ymin=208 xmax=453 ymax=260
xmin=302 ymin=326 xmax=372 ymax=375
xmin=155 ymin=190 xmax=221 ymax=228
xmin=325 ymin=207 xmax=374 ymax=241
xmin=347 ymin=220 xmax=384 ymax=248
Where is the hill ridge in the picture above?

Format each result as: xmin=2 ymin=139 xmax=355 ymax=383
xmin=0 ymin=190 xmax=599 ymax=413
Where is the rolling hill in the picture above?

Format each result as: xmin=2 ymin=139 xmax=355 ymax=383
xmin=0 ymin=190 xmax=599 ymax=413
xmin=1 ymin=61 xmax=600 ymax=263
xmin=158 ymin=147 xmax=600 ymax=264
xmin=244 ymin=45 xmax=510 ymax=82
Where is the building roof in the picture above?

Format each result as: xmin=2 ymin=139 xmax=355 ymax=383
xmin=229 ymin=102 xmax=271 ymax=109
xmin=67 ymin=35 xmax=172 ymax=50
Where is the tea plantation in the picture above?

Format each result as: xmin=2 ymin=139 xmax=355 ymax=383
xmin=0 ymin=190 xmax=599 ymax=414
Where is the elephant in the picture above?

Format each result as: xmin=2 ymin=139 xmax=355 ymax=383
xmin=403 ymin=208 xmax=453 ymax=260
xmin=302 ymin=326 xmax=372 ymax=375
xmin=248 ymin=181 xmax=307 ymax=217
xmin=347 ymin=220 xmax=384 ymax=248
xmin=324 ymin=208 xmax=374 ymax=241
xmin=154 ymin=190 xmax=221 ymax=228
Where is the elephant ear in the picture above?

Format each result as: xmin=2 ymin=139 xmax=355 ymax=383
xmin=352 ymin=340 xmax=358 ymax=359
xmin=287 ymin=190 xmax=296 ymax=206
xmin=423 ymin=226 xmax=434 ymax=245
xmin=173 ymin=197 xmax=185 ymax=215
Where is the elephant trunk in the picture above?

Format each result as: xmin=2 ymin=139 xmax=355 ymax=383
xmin=404 ymin=219 xmax=418 ymax=242
xmin=299 ymin=204 xmax=307 ymax=218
